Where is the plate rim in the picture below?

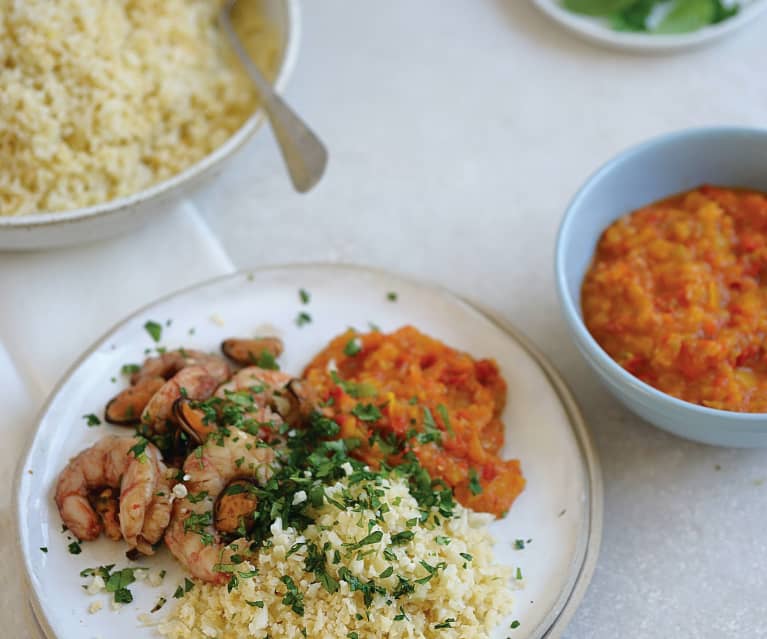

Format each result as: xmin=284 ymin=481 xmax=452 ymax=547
xmin=14 ymin=263 xmax=603 ymax=639
xmin=531 ymin=0 xmax=767 ymax=53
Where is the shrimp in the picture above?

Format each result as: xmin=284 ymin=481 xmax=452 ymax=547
xmin=55 ymin=435 xmax=172 ymax=554
xmin=214 ymin=366 xmax=293 ymax=401
xmin=106 ymin=350 xmax=230 ymax=425
xmin=215 ymin=366 xmax=316 ymax=429
xmin=132 ymin=349 xmax=230 ymax=385
xmin=141 ymin=366 xmax=220 ymax=433
xmin=164 ymin=428 xmax=278 ymax=583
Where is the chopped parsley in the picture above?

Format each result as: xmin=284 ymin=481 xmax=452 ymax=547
xmin=257 ymin=350 xmax=280 ymax=371
xmin=280 ymin=575 xmax=305 ymax=615
xmin=344 ymin=530 xmax=383 ymax=550
xmin=436 ymin=403 xmax=453 ymax=435
xmin=68 ymin=540 xmax=82 ymax=555
xmin=172 ymin=577 xmax=196 ymax=599
xmin=386 ymin=291 xmax=398 ymax=302
xmin=468 ymin=468 xmax=483 ymax=495
xmin=390 ymin=530 xmax=414 ymax=545
xmin=299 ymin=289 xmax=311 ymax=304
xmin=514 ymin=539 xmax=525 ymax=550
xmin=343 ymin=337 xmax=362 ymax=357
xmin=331 ymin=371 xmax=377 ymax=398
xmin=129 ymin=437 xmax=149 ymax=461
xmin=351 ymin=403 xmax=382 ymax=422
xmin=39 ymin=546 xmax=48 ymax=553
xmin=516 ymin=567 xmax=523 ymax=580
xmin=246 ymin=600 xmax=265 ymax=608
xmin=434 ymin=618 xmax=456 ymax=629
xmin=82 ymin=413 xmax=101 ymax=427
xmin=144 ymin=320 xmax=163 ymax=342
xmin=295 ymin=312 xmax=312 ymax=327
xmin=188 ymin=490 xmax=209 ymax=504
xmin=121 ymin=363 xmax=140 ymax=376
xmin=78 ymin=566 xmax=139 ymax=604
xmin=510 ymin=620 xmax=521 ymax=629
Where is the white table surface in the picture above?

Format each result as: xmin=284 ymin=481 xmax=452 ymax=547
xmin=195 ymin=2 xmax=767 ymax=637
xmin=5 ymin=1 xmax=767 ymax=638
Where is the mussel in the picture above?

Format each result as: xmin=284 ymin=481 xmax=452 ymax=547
xmin=105 ymin=376 xmax=165 ymax=425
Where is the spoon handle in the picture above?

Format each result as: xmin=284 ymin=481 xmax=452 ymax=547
xmin=220 ymin=2 xmax=328 ymax=193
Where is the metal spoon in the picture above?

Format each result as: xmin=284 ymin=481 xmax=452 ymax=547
xmin=220 ymin=0 xmax=328 ymax=193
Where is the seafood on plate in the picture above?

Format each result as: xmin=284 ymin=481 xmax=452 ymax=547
xmin=164 ymin=426 xmax=279 ymax=583
xmin=52 ymin=328 xmax=524 ymax=639
xmin=54 ymin=434 xmax=171 ymax=555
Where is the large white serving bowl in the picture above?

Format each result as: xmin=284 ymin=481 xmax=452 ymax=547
xmin=0 ymin=0 xmax=300 ymax=251
xmin=532 ymin=0 xmax=767 ymax=54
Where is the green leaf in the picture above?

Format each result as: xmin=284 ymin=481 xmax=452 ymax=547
xmin=256 ymin=350 xmax=280 ymax=371
xmin=295 ymin=312 xmax=312 ymax=327
xmin=351 ymin=403 xmax=382 ymax=422
xmin=144 ymin=320 xmax=162 ymax=342
xmin=468 ymin=467 xmax=483 ymax=495
xmin=654 ymin=0 xmax=716 ymax=33
xmin=712 ymin=0 xmax=739 ymax=22
xmin=82 ymin=413 xmax=101 ymax=427
xmin=121 ymin=363 xmax=140 ymax=376
xmin=563 ymin=0 xmax=637 ymax=16
xmin=610 ymin=0 xmax=658 ymax=31
xmin=343 ymin=338 xmax=362 ymax=357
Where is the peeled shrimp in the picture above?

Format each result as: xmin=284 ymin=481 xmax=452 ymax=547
xmin=55 ymin=435 xmax=171 ymax=554
xmin=215 ymin=366 xmax=313 ymax=428
xmin=214 ymin=366 xmax=293 ymax=401
xmin=56 ymin=435 xmax=170 ymax=554
xmin=132 ymin=349 xmax=230 ymax=385
xmin=164 ymin=428 xmax=278 ymax=583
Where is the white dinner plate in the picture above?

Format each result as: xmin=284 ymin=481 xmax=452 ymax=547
xmin=532 ymin=0 xmax=767 ymax=54
xmin=15 ymin=265 xmax=602 ymax=639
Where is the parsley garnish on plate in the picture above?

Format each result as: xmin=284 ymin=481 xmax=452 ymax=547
xmin=295 ymin=312 xmax=312 ymax=327
xmin=82 ymin=413 xmax=101 ymax=427
xmin=468 ymin=467 xmax=483 ymax=495
xmin=256 ymin=349 xmax=280 ymax=371
xmin=351 ymin=403 xmax=382 ymax=422
xmin=343 ymin=337 xmax=362 ymax=356
xmin=299 ymin=288 xmax=311 ymax=304
xmin=121 ymin=363 xmax=140 ymax=376
xmin=144 ymin=320 xmax=163 ymax=342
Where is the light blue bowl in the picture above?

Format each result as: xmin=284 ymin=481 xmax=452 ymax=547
xmin=556 ymin=126 xmax=767 ymax=447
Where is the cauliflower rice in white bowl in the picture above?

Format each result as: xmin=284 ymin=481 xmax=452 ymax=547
xmin=0 ymin=0 xmax=300 ymax=250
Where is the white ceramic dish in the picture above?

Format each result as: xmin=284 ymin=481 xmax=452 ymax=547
xmin=532 ymin=0 xmax=767 ymax=53
xmin=15 ymin=265 xmax=602 ymax=639
xmin=0 ymin=0 xmax=300 ymax=251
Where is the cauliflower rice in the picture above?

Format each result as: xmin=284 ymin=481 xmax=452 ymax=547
xmin=158 ymin=476 xmax=514 ymax=639
xmin=0 ymin=0 xmax=279 ymax=216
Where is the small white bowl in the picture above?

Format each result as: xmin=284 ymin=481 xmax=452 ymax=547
xmin=532 ymin=0 xmax=767 ymax=54
xmin=0 ymin=0 xmax=300 ymax=251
